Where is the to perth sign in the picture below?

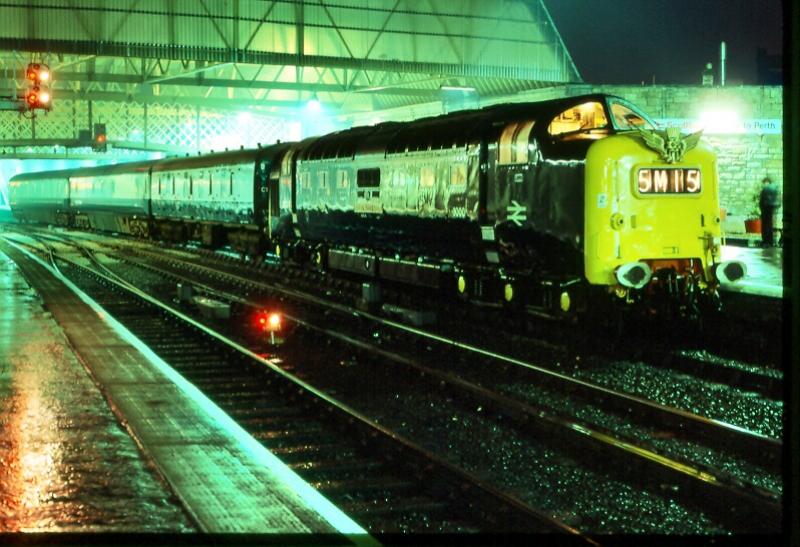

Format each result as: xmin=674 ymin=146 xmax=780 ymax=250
xmin=655 ymin=118 xmax=782 ymax=135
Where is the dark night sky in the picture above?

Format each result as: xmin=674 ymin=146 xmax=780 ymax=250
xmin=542 ymin=0 xmax=783 ymax=85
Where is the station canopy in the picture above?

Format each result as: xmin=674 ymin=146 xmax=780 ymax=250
xmin=0 ymin=0 xmax=581 ymax=157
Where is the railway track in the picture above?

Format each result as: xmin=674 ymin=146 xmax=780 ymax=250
xmin=10 ymin=230 xmax=781 ymax=534
xmin=1 ymin=234 xmax=585 ymax=537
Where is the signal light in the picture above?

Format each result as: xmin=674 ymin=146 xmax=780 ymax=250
xmin=24 ymin=62 xmax=52 ymax=111
xmin=25 ymin=87 xmax=51 ymax=109
xmin=256 ymin=311 xmax=282 ymax=332
xmin=255 ymin=310 xmax=283 ymax=345
xmin=93 ymin=123 xmax=107 ymax=152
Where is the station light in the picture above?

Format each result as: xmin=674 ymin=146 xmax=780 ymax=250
xmin=306 ymin=92 xmax=322 ymax=114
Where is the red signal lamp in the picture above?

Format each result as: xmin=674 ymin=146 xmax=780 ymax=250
xmin=255 ymin=310 xmax=283 ymax=345
xmin=26 ymin=64 xmax=40 ymax=81
xmin=25 ymin=88 xmax=51 ymax=109
xmin=26 ymin=62 xmax=50 ymax=83
xmin=256 ymin=311 xmax=282 ymax=332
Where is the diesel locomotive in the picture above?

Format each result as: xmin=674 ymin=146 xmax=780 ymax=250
xmin=8 ymin=93 xmax=746 ymax=315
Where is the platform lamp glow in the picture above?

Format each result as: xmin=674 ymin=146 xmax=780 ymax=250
xmin=306 ymin=92 xmax=322 ymax=114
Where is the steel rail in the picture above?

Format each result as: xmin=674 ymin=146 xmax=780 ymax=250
xmin=104 ymin=239 xmax=782 ymax=475
xmin=83 ymin=241 xmax=783 ymax=534
xmin=6 ymin=233 xmax=587 ymax=538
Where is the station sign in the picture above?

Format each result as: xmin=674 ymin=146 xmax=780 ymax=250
xmin=654 ymin=118 xmax=782 ymax=135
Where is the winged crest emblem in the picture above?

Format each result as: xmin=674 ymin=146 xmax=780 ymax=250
xmin=636 ymin=126 xmax=703 ymax=163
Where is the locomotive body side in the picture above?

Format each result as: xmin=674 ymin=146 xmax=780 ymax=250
xmin=293 ymin=128 xmax=483 ymax=263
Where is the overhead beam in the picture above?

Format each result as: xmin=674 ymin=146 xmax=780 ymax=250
xmin=35 ymin=71 xmax=441 ymax=96
xmin=0 ymin=38 xmax=569 ymax=82
xmin=43 ymin=88 xmax=319 ymax=110
xmin=144 ymin=62 xmax=233 ymax=85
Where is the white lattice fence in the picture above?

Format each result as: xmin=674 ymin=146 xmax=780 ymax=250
xmin=0 ymin=110 xmax=34 ymax=140
xmin=1 ymin=99 xmax=299 ymax=152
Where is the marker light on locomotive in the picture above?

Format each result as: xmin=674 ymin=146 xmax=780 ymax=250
xmin=713 ymin=260 xmax=747 ymax=284
xmin=614 ymin=262 xmax=653 ymax=289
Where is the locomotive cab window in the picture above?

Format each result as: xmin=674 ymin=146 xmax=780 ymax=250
xmin=548 ymin=102 xmax=608 ymax=137
xmin=609 ymin=100 xmax=656 ymax=131
xmin=357 ymin=168 xmax=380 ymax=188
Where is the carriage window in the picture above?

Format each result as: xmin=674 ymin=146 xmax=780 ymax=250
xmin=357 ymin=168 xmax=380 ymax=188
xmin=209 ymin=173 xmax=213 ymax=195
xmin=229 ymin=173 xmax=234 ymax=195
xmin=548 ymin=102 xmax=608 ymax=136
xmin=318 ymin=171 xmax=328 ymax=189
xmin=451 ymin=164 xmax=467 ymax=186
xmin=420 ymin=166 xmax=435 ymax=188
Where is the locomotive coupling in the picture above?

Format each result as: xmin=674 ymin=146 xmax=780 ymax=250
xmin=614 ymin=262 xmax=653 ymax=290
xmin=713 ymin=260 xmax=747 ymax=284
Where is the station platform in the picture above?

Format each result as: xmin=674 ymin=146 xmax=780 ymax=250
xmin=0 ymin=238 xmax=370 ymax=540
xmin=719 ymin=244 xmax=784 ymax=299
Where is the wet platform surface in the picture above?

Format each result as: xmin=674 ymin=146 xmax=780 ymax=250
xmin=720 ymin=245 xmax=783 ymax=299
xmin=0 ymin=251 xmax=195 ymax=533
xmin=0 ymin=239 xmax=369 ymax=538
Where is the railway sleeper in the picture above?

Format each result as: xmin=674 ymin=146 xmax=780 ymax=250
xmin=310 ymin=477 xmax=417 ymax=496
xmin=338 ymin=496 xmax=449 ymax=519
xmin=287 ymin=457 xmax=383 ymax=476
xmin=233 ymin=414 xmax=323 ymax=430
xmin=249 ymin=426 xmax=333 ymax=444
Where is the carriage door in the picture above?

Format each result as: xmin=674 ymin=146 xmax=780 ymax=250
xmin=255 ymin=160 xmax=270 ymax=228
